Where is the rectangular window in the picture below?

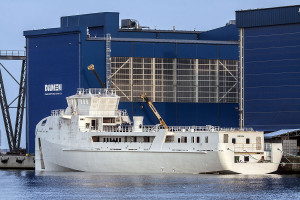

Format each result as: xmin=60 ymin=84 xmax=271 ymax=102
xmin=129 ymin=136 xmax=137 ymax=142
xmin=103 ymin=118 xmax=115 ymax=123
xmin=197 ymin=137 xmax=200 ymax=143
xmin=246 ymin=138 xmax=250 ymax=144
xmin=165 ymin=136 xmax=174 ymax=143
xmin=232 ymin=138 xmax=236 ymax=144
xmin=91 ymin=120 xmax=97 ymax=130
xmin=92 ymin=136 xmax=100 ymax=142
xmin=256 ymin=137 xmax=261 ymax=150
xmin=234 ymin=156 xmax=240 ymax=163
xmin=224 ymin=134 xmax=228 ymax=143
xmin=143 ymin=136 xmax=150 ymax=142
xmin=178 ymin=138 xmax=181 ymax=143
xmin=244 ymin=156 xmax=249 ymax=162
xmin=191 ymin=137 xmax=194 ymax=143
xmin=205 ymin=136 xmax=208 ymax=143
xmin=181 ymin=136 xmax=187 ymax=143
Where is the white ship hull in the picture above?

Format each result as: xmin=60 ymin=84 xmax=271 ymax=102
xmin=36 ymin=138 xmax=281 ymax=174
xmin=37 ymin=138 xmax=227 ymax=173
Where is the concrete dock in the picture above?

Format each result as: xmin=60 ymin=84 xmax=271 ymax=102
xmin=0 ymin=155 xmax=34 ymax=169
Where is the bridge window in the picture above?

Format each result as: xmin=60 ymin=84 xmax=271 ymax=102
xmin=103 ymin=118 xmax=115 ymax=123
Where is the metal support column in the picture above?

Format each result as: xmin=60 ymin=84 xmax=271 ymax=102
xmin=130 ymin=57 xmax=133 ymax=102
xmin=14 ymin=60 xmax=26 ymax=149
xmin=239 ymin=28 xmax=245 ymax=129
xmin=173 ymin=58 xmax=177 ymax=102
xmin=216 ymin=59 xmax=219 ymax=103
xmin=195 ymin=59 xmax=198 ymax=102
xmin=106 ymin=33 xmax=111 ymax=89
xmin=152 ymin=58 xmax=156 ymax=102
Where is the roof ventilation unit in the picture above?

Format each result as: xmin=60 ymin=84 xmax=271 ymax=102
xmin=121 ymin=19 xmax=149 ymax=30
xmin=226 ymin=20 xmax=236 ymax=26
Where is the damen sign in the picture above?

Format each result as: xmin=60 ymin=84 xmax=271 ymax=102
xmin=44 ymin=84 xmax=63 ymax=95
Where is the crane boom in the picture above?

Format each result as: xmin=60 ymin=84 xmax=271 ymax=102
xmin=140 ymin=93 xmax=169 ymax=131
xmin=87 ymin=64 xmax=105 ymax=88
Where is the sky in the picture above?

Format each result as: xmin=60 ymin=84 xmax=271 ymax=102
xmin=0 ymin=0 xmax=298 ymax=150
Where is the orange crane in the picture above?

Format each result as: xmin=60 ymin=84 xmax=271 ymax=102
xmin=87 ymin=64 xmax=105 ymax=88
xmin=140 ymin=93 xmax=169 ymax=131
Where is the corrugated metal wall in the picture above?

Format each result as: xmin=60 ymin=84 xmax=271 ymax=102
xmin=26 ymin=33 xmax=80 ymax=153
xmin=244 ymin=23 xmax=300 ymax=131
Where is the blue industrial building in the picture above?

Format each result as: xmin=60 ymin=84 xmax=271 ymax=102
xmin=24 ymin=12 xmax=239 ymax=153
xmin=236 ymin=5 xmax=300 ymax=132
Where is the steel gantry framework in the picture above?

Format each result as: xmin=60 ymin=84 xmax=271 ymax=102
xmin=0 ymin=50 xmax=26 ymax=153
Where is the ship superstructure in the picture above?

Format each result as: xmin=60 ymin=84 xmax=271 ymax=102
xmin=35 ymin=88 xmax=282 ymax=174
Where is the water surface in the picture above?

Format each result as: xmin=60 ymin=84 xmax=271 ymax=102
xmin=0 ymin=170 xmax=299 ymax=200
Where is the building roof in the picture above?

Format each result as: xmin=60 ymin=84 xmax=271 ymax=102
xmin=24 ymin=12 xmax=238 ymax=43
xmin=236 ymin=5 xmax=300 ymax=28
xmin=264 ymin=129 xmax=300 ymax=139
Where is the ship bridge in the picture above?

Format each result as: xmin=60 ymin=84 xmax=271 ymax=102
xmin=65 ymin=88 xmax=120 ymax=117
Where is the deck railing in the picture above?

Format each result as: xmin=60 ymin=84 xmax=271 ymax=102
xmin=264 ymin=143 xmax=272 ymax=151
xmin=76 ymin=88 xmax=116 ymax=96
xmin=0 ymin=50 xmax=25 ymax=57
xmin=80 ymin=124 xmax=254 ymax=133
xmin=234 ymin=143 xmax=261 ymax=152
xmin=51 ymin=109 xmax=65 ymax=116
